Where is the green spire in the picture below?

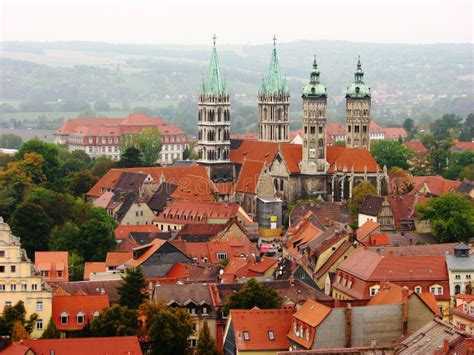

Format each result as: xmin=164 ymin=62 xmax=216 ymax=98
xmin=346 ymin=56 xmax=371 ymax=99
xmin=302 ymin=55 xmax=327 ymax=98
xmin=201 ymin=34 xmax=227 ymax=96
xmin=260 ymin=35 xmax=289 ymax=97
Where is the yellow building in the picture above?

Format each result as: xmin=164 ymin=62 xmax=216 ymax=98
xmin=0 ymin=218 xmax=52 ymax=338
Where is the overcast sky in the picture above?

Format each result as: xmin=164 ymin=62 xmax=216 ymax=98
xmin=1 ymin=0 xmax=472 ymax=45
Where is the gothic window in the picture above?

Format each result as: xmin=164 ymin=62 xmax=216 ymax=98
xmin=304 ymin=126 xmax=308 ymax=134
xmin=355 ymin=125 xmax=360 ymax=133
xmin=198 ymin=111 xmax=201 ymax=121
xmin=348 ymin=125 xmax=351 ymax=133
xmin=318 ymin=139 xmax=324 ymax=158
xmin=319 ymin=126 xmax=323 ymax=134
xmin=198 ymin=130 xmax=202 ymax=140
xmin=363 ymin=125 xmax=367 ymax=133
xmin=280 ymin=179 xmax=284 ymax=191
xmin=277 ymin=108 xmax=282 ymax=121
xmin=218 ymin=109 xmax=222 ymax=122
xmin=274 ymin=179 xmax=278 ymax=191
xmin=310 ymin=126 xmax=315 ymax=134
xmin=263 ymin=108 xmax=267 ymax=120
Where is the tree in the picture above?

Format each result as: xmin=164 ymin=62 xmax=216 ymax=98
xmin=116 ymin=147 xmax=144 ymax=168
xmin=459 ymin=113 xmax=474 ymax=142
xmin=68 ymin=252 xmax=85 ymax=282
xmin=348 ymin=180 xmax=378 ymax=220
xmin=370 ymin=140 xmax=414 ymax=170
xmin=223 ymin=278 xmax=282 ymax=313
xmin=12 ymin=321 xmax=29 ymax=341
xmin=68 ymin=170 xmax=98 ymax=197
xmin=90 ymin=305 xmax=139 ymax=337
xmin=120 ymin=128 xmax=162 ymax=166
xmin=443 ymin=151 xmax=474 ymax=180
xmin=148 ymin=305 xmax=194 ymax=355
xmin=416 ymin=192 xmax=474 ymax=243
xmin=196 ymin=321 xmax=219 ymax=355
xmin=389 ymin=167 xmax=414 ymax=195
xmin=460 ymin=164 xmax=474 ymax=181
xmin=0 ymin=301 xmax=38 ymax=337
xmin=15 ymin=139 xmax=60 ymax=182
xmin=10 ymin=202 xmax=53 ymax=257
xmin=91 ymin=157 xmax=115 ymax=178
xmin=430 ymin=113 xmax=463 ymax=138
xmin=0 ymin=134 xmax=22 ymax=149
xmin=402 ymin=118 xmax=416 ymax=140
xmin=117 ymin=267 xmax=146 ymax=310
xmin=41 ymin=318 xmax=61 ymax=339
xmin=421 ymin=133 xmax=453 ymax=175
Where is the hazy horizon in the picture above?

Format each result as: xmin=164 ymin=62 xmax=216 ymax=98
xmin=1 ymin=0 xmax=472 ymax=45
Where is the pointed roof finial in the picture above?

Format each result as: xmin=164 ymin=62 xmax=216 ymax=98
xmin=273 ymin=34 xmax=277 ymax=46
xmin=313 ymin=54 xmax=317 ymax=66
xmin=213 ymin=34 xmax=217 ymax=47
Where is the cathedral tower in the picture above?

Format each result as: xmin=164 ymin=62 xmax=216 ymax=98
xmin=345 ymin=57 xmax=371 ymax=149
xmin=258 ymin=36 xmax=290 ymax=142
xmin=197 ymin=35 xmax=231 ymax=165
xmin=299 ymin=56 xmax=328 ymax=174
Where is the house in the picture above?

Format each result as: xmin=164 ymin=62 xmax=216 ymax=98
xmin=221 ymin=257 xmax=278 ymax=282
xmin=113 ymin=193 xmax=156 ymax=225
xmin=396 ymin=318 xmax=473 ymax=354
xmin=451 ymin=140 xmax=474 ymax=152
xmin=386 ymin=194 xmax=428 ymax=231
xmin=175 ymin=223 xmax=228 ymax=242
xmin=445 ymin=243 xmax=474 ymax=296
xmin=34 ymin=252 xmax=69 ymax=283
xmin=83 ymin=262 xmax=106 ymax=281
xmin=153 ymin=200 xmax=252 ymax=232
xmin=124 ymin=239 xmax=192 ymax=280
xmin=332 ymin=247 xmax=451 ymax=317
xmin=451 ymin=294 xmax=474 ymax=334
xmin=289 ymin=202 xmax=351 ymax=228
xmin=357 ymin=196 xmax=395 ymax=231
xmin=4 ymin=336 xmax=142 ymax=355
xmin=367 ymin=242 xmax=458 ymax=257
xmin=52 ymin=294 xmax=109 ymax=334
xmin=152 ymin=283 xmax=222 ymax=350
xmin=0 ymin=218 xmax=52 ymax=338
xmin=86 ymin=165 xmax=217 ymax=202
xmin=403 ymin=140 xmax=430 ymax=173
xmin=54 ymin=113 xmax=188 ymax=164
xmin=457 ymin=179 xmax=474 ymax=199
xmin=411 ymin=175 xmax=461 ymax=197
xmin=355 ymin=220 xmax=380 ymax=241
xmin=54 ymin=280 xmax=122 ymax=303
xmin=223 ymin=307 xmax=294 ymax=355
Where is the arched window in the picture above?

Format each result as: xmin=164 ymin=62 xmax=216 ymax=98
xmin=274 ymin=179 xmax=278 ymax=191
xmin=60 ymin=312 xmax=69 ymax=325
xmin=280 ymin=179 xmax=284 ymax=191
xmin=217 ymin=109 xmax=222 ymax=122
xmin=455 ymin=285 xmax=461 ymax=294
xmin=77 ymin=311 xmax=85 ymax=324
xmin=414 ymin=286 xmax=422 ymax=294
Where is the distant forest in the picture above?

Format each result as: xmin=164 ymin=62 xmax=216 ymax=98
xmin=0 ymin=40 xmax=472 ymax=135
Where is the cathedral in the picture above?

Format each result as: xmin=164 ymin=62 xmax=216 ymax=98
xmin=196 ymin=36 xmax=388 ymax=211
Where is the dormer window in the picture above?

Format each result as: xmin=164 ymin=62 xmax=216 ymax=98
xmin=243 ymin=331 xmax=250 ymax=341
xmin=77 ymin=312 xmax=85 ymax=324
xmin=60 ymin=312 xmax=69 ymax=325
xmin=414 ymin=286 xmax=422 ymax=294
xmin=93 ymin=311 xmax=100 ymax=318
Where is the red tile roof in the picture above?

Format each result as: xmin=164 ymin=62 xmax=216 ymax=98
xmin=230 ymin=140 xmax=279 ymax=165
xmin=154 ymin=200 xmax=242 ymax=225
xmin=34 ymin=251 xmax=69 ymax=282
xmin=235 ymin=159 xmax=265 ymax=193
xmin=173 ymin=239 xmax=255 ymax=264
xmin=411 ymin=176 xmax=461 ymax=196
xmin=105 ymin=252 xmax=132 ymax=267
xmin=114 ymin=224 xmax=161 ymax=239
xmin=293 ymin=299 xmax=332 ymax=327
xmin=229 ymin=308 xmax=294 ymax=351
xmin=326 ymin=146 xmax=380 ymax=173
xmin=383 ymin=127 xmax=408 ymax=140
xmin=125 ymin=239 xmax=166 ymax=268
xmin=87 ymin=166 xmax=216 ymax=200
xmin=17 ymin=336 xmax=142 ymax=355
xmin=223 ymin=257 xmax=277 ymax=278
xmin=404 ymin=140 xmax=428 ymax=154
xmin=215 ymin=182 xmax=234 ymax=195
xmin=356 ymin=220 xmax=380 ymax=240
xmin=52 ymin=294 xmax=109 ymax=331
xmin=280 ymin=143 xmax=303 ymax=174
xmin=387 ymin=194 xmax=418 ymax=229
xmin=451 ymin=140 xmax=474 ymax=152
xmin=83 ymin=262 xmax=106 ymax=280
xmin=367 ymin=233 xmax=391 ymax=246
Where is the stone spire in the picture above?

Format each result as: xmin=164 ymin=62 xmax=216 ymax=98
xmin=201 ymin=34 xmax=227 ymax=96
xmin=258 ymin=36 xmax=290 ymax=142
xmin=260 ymin=35 xmax=289 ymax=97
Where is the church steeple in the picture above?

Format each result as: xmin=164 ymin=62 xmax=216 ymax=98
xmin=201 ymin=34 xmax=227 ymax=97
xmin=258 ymin=36 xmax=290 ymax=142
xmin=345 ymin=56 xmax=372 ymax=149
xmin=197 ymin=35 xmax=230 ymax=166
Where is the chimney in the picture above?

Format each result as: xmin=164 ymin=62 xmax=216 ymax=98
xmin=443 ymin=339 xmax=450 ymax=353
xmin=345 ymin=303 xmax=352 ymax=348
xmin=402 ymin=286 xmax=409 ymax=335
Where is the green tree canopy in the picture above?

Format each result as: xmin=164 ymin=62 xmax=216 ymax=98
xmin=430 ymin=113 xmax=463 ymax=138
xmin=120 ymin=128 xmax=162 ymax=166
xmin=117 ymin=267 xmax=147 ymax=310
xmin=15 ymin=139 xmax=60 ymax=182
xmin=416 ymin=192 xmax=474 ymax=243
xmin=370 ymin=140 xmax=414 ymax=170
xmin=117 ymin=147 xmax=144 ymax=168
xmin=443 ymin=151 xmax=474 ymax=180
xmin=91 ymin=157 xmax=115 ymax=178
xmin=147 ymin=304 xmax=194 ymax=355
xmin=223 ymin=278 xmax=283 ymax=314
xmin=90 ymin=305 xmax=139 ymax=337
xmin=196 ymin=321 xmax=219 ymax=355
xmin=0 ymin=301 xmax=38 ymax=337
xmin=41 ymin=318 xmax=61 ymax=339
xmin=0 ymin=134 xmax=23 ymax=149
xmin=68 ymin=170 xmax=98 ymax=197
xmin=348 ymin=180 xmax=378 ymax=220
